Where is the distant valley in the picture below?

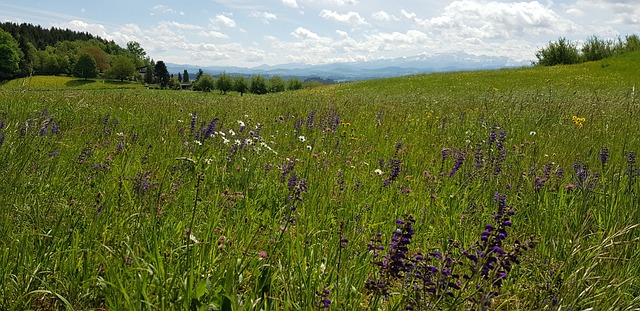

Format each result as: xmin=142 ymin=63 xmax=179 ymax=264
xmin=167 ymin=52 xmax=531 ymax=83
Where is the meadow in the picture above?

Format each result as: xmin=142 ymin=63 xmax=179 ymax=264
xmin=1 ymin=51 xmax=640 ymax=310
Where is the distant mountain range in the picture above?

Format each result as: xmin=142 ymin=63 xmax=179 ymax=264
xmin=167 ymin=52 xmax=532 ymax=82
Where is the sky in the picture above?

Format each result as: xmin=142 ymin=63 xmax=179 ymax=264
xmin=1 ymin=0 xmax=639 ymax=67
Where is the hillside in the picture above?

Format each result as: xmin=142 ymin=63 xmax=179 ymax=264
xmin=337 ymin=49 xmax=640 ymax=96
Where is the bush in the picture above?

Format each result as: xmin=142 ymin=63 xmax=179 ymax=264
xmin=287 ymin=78 xmax=303 ymax=91
xmin=535 ymin=37 xmax=580 ymax=66
xmin=581 ymin=36 xmax=614 ymax=62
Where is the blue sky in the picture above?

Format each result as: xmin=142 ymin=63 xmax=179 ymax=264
xmin=1 ymin=0 xmax=639 ymax=67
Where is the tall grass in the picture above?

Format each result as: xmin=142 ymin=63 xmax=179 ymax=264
xmin=1 ymin=54 xmax=639 ymax=310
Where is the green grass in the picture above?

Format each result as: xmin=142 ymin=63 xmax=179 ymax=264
xmin=1 ymin=52 xmax=639 ymax=310
xmin=1 ymin=76 xmax=144 ymax=91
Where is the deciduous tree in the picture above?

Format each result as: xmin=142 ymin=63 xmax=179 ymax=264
xmin=250 ymin=75 xmax=267 ymax=94
xmin=234 ymin=76 xmax=248 ymax=96
xmin=268 ymin=75 xmax=285 ymax=93
xmin=73 ymin=52 xmax=97 ymax=79
xmin=194 ymin=74 xmax=215 ymax=92
xmin=216 ymin=72 xmax=233 ymax=94
xmin=105 ymin=55 xmax=135 ymax=81
xmin=0 ymin=28 xmax=21 ymax=80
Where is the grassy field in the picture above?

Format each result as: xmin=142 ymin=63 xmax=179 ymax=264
xmin=0 ymin=76 xmax=144 ymax=91
xmin=1 ymin=51 xmax=639 ymax=310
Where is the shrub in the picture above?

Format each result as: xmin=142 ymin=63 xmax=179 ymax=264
xmin=535 ymin=37 xmax=580 ymax=66
xmin=581 ymin=36 xmax=614 ymax=62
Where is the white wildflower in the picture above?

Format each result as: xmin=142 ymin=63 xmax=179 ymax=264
xmin=229 ymin=129 xmax=236 ymax=136
xmin=204 ymin=158 xmax=213 ymax=165
xmin=222 ymin=137 xmax=230 ymax=144
xmin=190 ymin=234 xmax=199 ymax=244
xmin=298 ymin=135 xmax=306 ymax=142
xmin=530 ymin=131 xmax=537 ymax=136
xmin=374 ymin=169 xmax=383 ymax=175
xmin=237 ymin=120 xmax=245 ymax=127
xmin=194 ymin=140 xmax=202 ymax=146
xmin=235 ymin=139 xmax=241 ymax=145
xmin=306 ymin=145 xmax=312 ymax=150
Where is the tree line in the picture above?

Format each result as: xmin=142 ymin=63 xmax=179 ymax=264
xmin=1 ymin=22 xmax=314 ymax=94
xmin=535 ymin=34 xmax=640 ymax=66
xmin=0 ymin=22 xmax=150 ymax=81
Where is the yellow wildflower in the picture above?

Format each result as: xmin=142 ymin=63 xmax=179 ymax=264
xmin=571 ymin=115 xmax=585 ymax=127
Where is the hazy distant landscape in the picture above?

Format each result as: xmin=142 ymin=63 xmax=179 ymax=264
xmin=167 ymin=52 xmax=531 ymax=82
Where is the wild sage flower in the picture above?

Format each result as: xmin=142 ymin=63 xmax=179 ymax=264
xmin=314 ymin=289 xmax=331 ymax=309
xmin=383 ymin=158 xmax=402 ymax=187
xmin=307 ymin=110 xmax=316 ymax=129
xmin=449 ymin=150 xmax=465 ymax=177
xmin=626 ymin=152 xmax=636 ymax=177
xmin=599 ymin=147 xmax=609 ymax=167
xmin=190 ymin=113 xmax=198 ymax=136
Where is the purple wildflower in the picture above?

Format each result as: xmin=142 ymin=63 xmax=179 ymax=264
xmin=306 ymin=110 xmax=316 ymax=129
xmin=599 ymin=147 xmax=609 ymax=167
xmin=449 ymin=151 xmax=465 ymax=177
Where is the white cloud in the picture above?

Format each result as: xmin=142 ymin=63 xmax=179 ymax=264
xmin=400 ymin=9 xmax=417 ymax=20
xmin=371 ymin=10 xmax=399 ymax=22
xmin=151 ymin=5 xmax=185 ymax=16
xmin=251 ymin=11 xmax=277 ymax=24
xmin=292 ymin=27 xmax=322 ymax=40
xmin=159 ymin=21 xmax=203 ymax=31
xmin=198 ymin=30 xmax=230 ymax=39
xmin=319 ymin=9 xmax=368 ymax=25
xmin=366 ymin=30 xmax=430 ymax=50
xmin=282 ymin=0 xmax=298 ymax=8
xmin=576 ymin=0 xmax=640 ymax=24
xmin=330 ymin=0 xmax=359 ymax=5
xmin=214 ymin=14 xmax=237 ymax=28
xmin=416 ymin=1 xmax=579 ymax=40
xmin=59 ymin=20 xmax=109 ymax=38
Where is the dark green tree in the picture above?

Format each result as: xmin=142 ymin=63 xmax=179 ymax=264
xmin=105 ymin=55 xmax=135 ymax=81
xmin=216 ymin=72 xmax=233 ymax=94
xmin=234 ymin=75 xmax=248 ymax=96
xmin=0 ymin=28 xmax=22 ymax=80
xmin=250 ymin=75 xmax=268 ymax=94
xmin=73 ymin=52 xmax=97 ymax=79
xmin=196 ymin=68 xmax=204 ymax=81
xmin=154 ymin=60 xmax=170 ymax=88
xmin=177 ymin=72 xmax=182 ymax=83
xmin=144 ymin=65 xmax=154 ymax=84
xmin=183 ymin=69 xmax=190 ymax=83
